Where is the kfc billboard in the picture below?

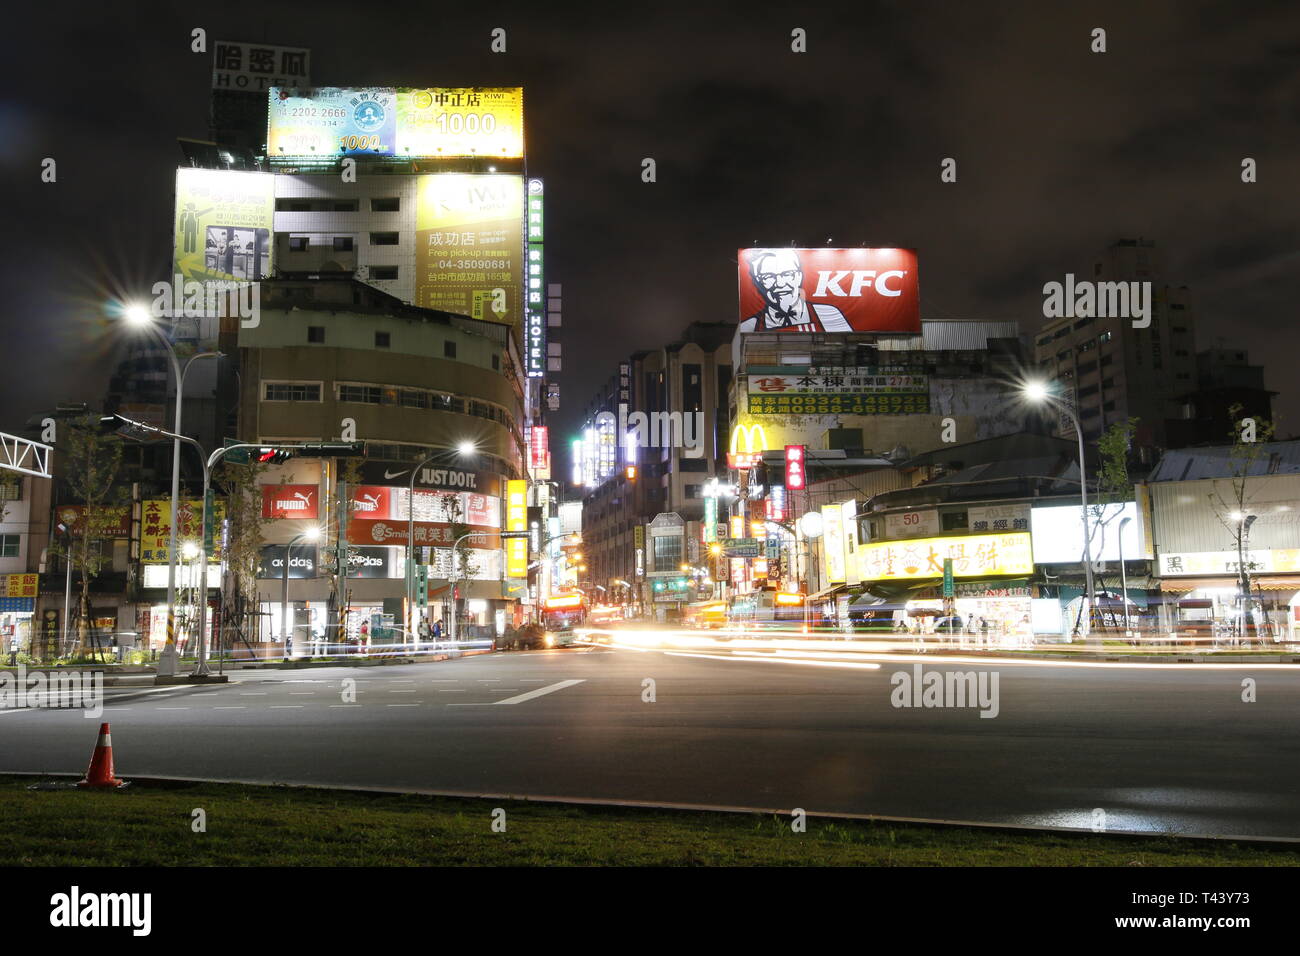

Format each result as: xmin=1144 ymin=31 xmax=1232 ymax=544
xmin=737 ymin=248 xmax=920 ymax=334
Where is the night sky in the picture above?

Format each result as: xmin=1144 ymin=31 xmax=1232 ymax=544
xmin=4 ymin=0 xmax=1298 ymax=457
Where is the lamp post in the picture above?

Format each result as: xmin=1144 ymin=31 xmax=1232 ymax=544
xmin=405 ymin=442 xmax=477 ymax=647
xmin=123 ymin=306 xmax=220 ymax=675
xmin=282 ymin=527 xmax=321 ymax=660
xmin=1118 ymin=515 xmax=1132 ymax=638
xmin=1023 ymin=381 xmax=1095 ymax=637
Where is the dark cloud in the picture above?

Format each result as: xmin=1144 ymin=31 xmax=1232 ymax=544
xmin=2 ymin=0 xmax=1297 ymax=460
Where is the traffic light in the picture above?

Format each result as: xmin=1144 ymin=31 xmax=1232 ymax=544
xmin=226 ymin=440 xmax=368 ymax=465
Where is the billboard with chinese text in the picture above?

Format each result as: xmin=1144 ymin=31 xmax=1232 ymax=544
xmin=173 ymin=169 xmax=274 ymax=283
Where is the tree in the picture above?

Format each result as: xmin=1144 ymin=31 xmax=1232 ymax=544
xmin=1207 ymin=406 xmax=1277 ymax=642
xmin=213 ymin=456 xmax=273 ymax=651
xmin=56 ymin=414 xmax=125 ymax=657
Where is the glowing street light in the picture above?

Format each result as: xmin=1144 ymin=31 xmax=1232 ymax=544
xmin=1021 ymin=378 xmax=1095 ymax=634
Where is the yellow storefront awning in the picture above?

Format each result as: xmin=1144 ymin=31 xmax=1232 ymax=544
xmin=1160 ymin=576 xmax=1300 ymax=593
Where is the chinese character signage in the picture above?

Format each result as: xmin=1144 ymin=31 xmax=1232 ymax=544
xmin=525 ymin=179 xmax=546 ymax=377
xmin=749 ymin=369 xmax=927 ymax=395
xmin=856 ymin=532 xmax=1034 ymax=582
xmin=506 ymin=479 xmax=528 ymax=578
xmin=822 ymin=504 xmax=846 ymax=583
xmin=785 ymin=445 xmax=806 ymax=490
xmin=1158 ymin=549 xmax=1300 ymax=577
xmin=141 ymin=499 xmax=225 ymax=563
xmin=414 ymin=174 xmax=524 ymax=326
xmin=0 ymin=574 xmax=38 ymax=598
xmin=737 ymin=248 xmax=920 ymax=334
xmin=213 ymin=41 xmax=310 ymax=91
xmin=54 ymin=505 xmax=130 ymax=538
xmin=968 ymin=504 xmax=1031 ymax=534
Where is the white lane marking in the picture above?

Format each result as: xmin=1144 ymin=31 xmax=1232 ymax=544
xmin=477 ymin=679 xmax=500 ymax=682
xmin=429 ymin=679 xmax=458 ymax=683
xmin=214 ymin=706 xmax=245 ymax=710
xmin=239 ymin=692 xmax=268 ymax=696
xmin=388 ymin=690 xmax=417 ymax=694
xmin=438 ymin=689 xmax=466 ymax=693
xmin=491 ymin=679 xmax=585 ymax=705
xmin=328 ymin=704 xmax=360 ymax=708
xmin=519 ymin=679 xmax=545 ymax=683
xmin=269 ymin=705 xmax=303 ymax=709
xmin=289 ymin=692 xmax=315 ymax=696
xmin=156 ymin=706 xmax=190 ymax=710
xmin=386 ymin=703 xmax=420 ymax=707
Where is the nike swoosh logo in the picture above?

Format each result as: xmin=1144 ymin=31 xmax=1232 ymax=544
xmin=383 ymin=469 xmax=410 ymax=480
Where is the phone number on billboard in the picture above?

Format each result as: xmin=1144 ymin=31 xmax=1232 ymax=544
xmin=748 ymin=394 xmax=931 ymax=415
xmin=435 ymin=259 xmax=512 ymax=269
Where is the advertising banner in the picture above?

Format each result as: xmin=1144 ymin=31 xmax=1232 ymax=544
xmin=505 ymin=479 xmax=528 ymax=578
xmin=213 ymin=41 xmax=310 ymax=91
xmin=268 ymin=87 xmax=398 ymax=156
xmin=884 ymin=509 xmax=941 ymax=540
xmin=822 ymin=503 xmax=846 ymax=584
xmin=357 ymin=462 xmax=501 ymax=496
xmin=53 ymin=505 xmax=130 ymax=538
xmin=348 ymin=486 xmax=499 ymax=527
xmin=173 ymin=169 xmax=274 ymax=283
xmin=968 ymin=504 xmax=1031 ymax=534
xmin=345 ymin=546 xmax=391 ymax=579
xmin=347 ymin=520 xmax=499 ymax=549
xmin=737 ymin=248 xmax=920 ymax=334
xmin=856 ymin=532 xmax=1034 ymax=582
xmin=414 ymin=174 xmax=524 ymax=326
xmin=261 ymin=484 xmax=320 ymax=519
xmin=268 ymin=87 xmax=523 ymax=159
xmin=396 ymin=87 xmax=524 ymax=158
xmin=1030 ymin=502 xmax=1137 ymax=564
xmin=0 ymin=574 xmax=38 ymax=598
xmin=141 ymin=499 xmax=225 ymax=563
xmin=1157 ymin=549 xmax=1300 ymax=577
xmin=257 ymin=544 xmax=317 ymax=579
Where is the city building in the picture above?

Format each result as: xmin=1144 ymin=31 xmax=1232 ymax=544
xmin=1033 ymin=238 xmax=1198 ymax=451
xmin=1165 ymin=347 xmax=1275 ymax=448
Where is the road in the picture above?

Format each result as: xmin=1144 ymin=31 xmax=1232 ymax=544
xmin=3 ymin=643 xmax=1300 ymax=840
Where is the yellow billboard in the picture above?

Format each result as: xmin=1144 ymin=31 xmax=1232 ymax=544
xmin=397 ymin=88 xmax=523 ymax=158
xmin=505 ymin=479 xmax=527 ymax=578
xmin=141 ymin=499 xmax=226 ymax=564
xmin=856 ymin=532 xmax=1033 ymax=582
xmin=414 ymin=174 xmax=524 ymax=325
xmin=173 ymin=169 xmax=275 ymax=283
xmin=821 ymin=504 xmax=846 ymax=584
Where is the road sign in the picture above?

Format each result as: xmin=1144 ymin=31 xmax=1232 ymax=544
xmin=942 ymin=557 xmax=954 ymax=598
xmin=723 ymin=538 xmax=765 ymax=558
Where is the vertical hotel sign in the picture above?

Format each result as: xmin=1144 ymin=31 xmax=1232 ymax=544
xmin=506 ymin=479 xmax=528 ymax=578
xmin=525 ymin=179 xmax=546 ymax=377
xmin=821 ymin=503 xmax=846 ymax=584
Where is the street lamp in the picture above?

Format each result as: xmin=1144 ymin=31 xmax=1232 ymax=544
xmin=404 ymin=442 xmax=477 ymax=645
xmin=122 ymin=305 xmax=221 ymax=675
xmin=1022 ymin=379 xmax=1095 ymax=637
xmin=282 ymin=526 xmax=321 ymax=659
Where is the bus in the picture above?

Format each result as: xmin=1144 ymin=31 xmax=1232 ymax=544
xmin=541 ymin=593 xmax=588 ymax=646
xmin=683 ymin=600 xmax=728 ymax=629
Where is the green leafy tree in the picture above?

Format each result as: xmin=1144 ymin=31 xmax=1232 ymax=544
xmin=56 ymin=414 xmax=125 ymax=657
xmin=214 ymin=456 xmax=273 ymax=647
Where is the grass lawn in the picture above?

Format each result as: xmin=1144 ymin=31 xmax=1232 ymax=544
xmin=2 ymin=777 xmax=1298 ymax=866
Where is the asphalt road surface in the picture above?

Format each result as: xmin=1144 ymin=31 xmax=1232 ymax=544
xmin=4 ymin=645 xmax=1300 ymax=840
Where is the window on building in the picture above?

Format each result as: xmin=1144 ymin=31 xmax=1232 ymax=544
xmin=288 ymin=236 xmax=308 ymax=252
xmin=1078 ymin=384 xmax=1099 ymax=398
xmin=338 ymin=384 xmax=382 ymax=404
xmin=1056 ymin=349 xmax=1071 ymax=360
xmin=1098 ymin=331 xmax=1113 ymax=344
xmin=371 ymin=197 xmax=400 ymax=212
xmin=307 ymin=326 xmax=325 ymax=343
xmin=0 ymin=534 xmax=18 ymax=558
xmin=369 ymin=266 xmax=398 ymax=280
xmin=0 ymin=481 xmax=19 ymax=501
xmin=491 ymin=354 xmax=500 ymax=371
xmin=1103 ymin=401 xmax=1116 ymax=411
xmin=651 ymin=534 xmax=683 ymax=573
xmin=1100 ymin=354 xmax=1113 ymax=367
xmin=333 ymin=201 xmax=358 ymax=212
xmin=444 ymin=341 xmax=457 ymax=359
xmin=375 ymin=331 xmax=391 ymax=349
xmin=332 ymin=236 xmax=354 ymax=252
xmin=1077 ymin=360 xmax=1097 ymax=374
xmin=369 ymin=232 xmax=399 ymax=246
xmin=684 ymin=484 xmax=702 ymax=499
xmin=941 ymin=511 xmax=968 ymax=532
xmin=679 ymin=458 xmax=708 ymax=472
xmin=1073 ymin=317 xmax=1094 ymax=331
xmin=263 ymin=382 xmax=322 ymax=402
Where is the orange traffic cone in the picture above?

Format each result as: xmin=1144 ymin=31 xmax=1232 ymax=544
xmin=76 ymin=722 xmax=127 ymax=789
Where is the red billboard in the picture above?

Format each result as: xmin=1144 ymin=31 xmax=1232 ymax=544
xmin=737 ymin=248 xmax=920 ymax=334
xmin=261 ymin=484 xmax=320 ymax=519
